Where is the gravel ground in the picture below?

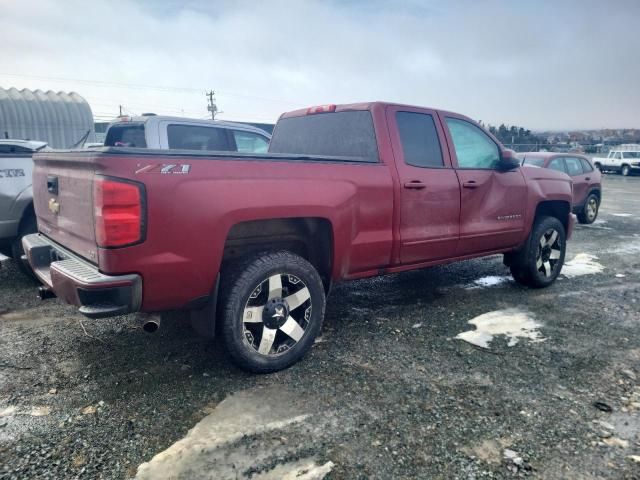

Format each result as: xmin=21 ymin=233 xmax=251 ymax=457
xmin=1 ymin=174 xmax=640 ymax=479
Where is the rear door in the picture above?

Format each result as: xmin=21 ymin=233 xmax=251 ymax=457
xmin=440 ymin=113 xmax=527 ymax=255
xmin=564 ymin=156 xmax=589 ymax=206
xmin=386 ymin=106 xmax=460 ymax=264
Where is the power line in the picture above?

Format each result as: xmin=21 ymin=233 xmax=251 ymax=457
xmin=0 ymin=72 xmax=301 ymax=106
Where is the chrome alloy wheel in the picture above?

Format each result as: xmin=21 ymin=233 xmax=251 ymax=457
xmin=242 ymin=273 xmax=312 ymax=356
xmin=536 ymin=228 xmax=562 ymax=278
xmin=586 ymin=197 xmax=598 ymax=221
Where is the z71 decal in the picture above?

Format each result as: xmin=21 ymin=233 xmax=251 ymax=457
xmin=0 ymin=168 xmax=25 ymax=178
xmin=135 ymin=164 xmax=191 ymax=175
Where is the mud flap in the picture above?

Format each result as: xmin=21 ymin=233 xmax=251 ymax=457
xmin=188 ymin=276 xmax=220 ymax=339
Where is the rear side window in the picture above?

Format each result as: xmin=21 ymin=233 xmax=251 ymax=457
xmin=396 ymin=112 xmax=444 ymax=168
xmin=445 ymin=118 xmax=500 ymax=169
xmin=105 ymin=124 xmax=147 ymax=148
xmin=579 ymin=158 xmax=594 ymax=173
xmin=167 ymin=125 xmax=232 ymax=151
xmin=522 ymin=156 xmax=545 ymax=167
xmin=564 ymin=157 xmax=583 ymax=176
xmin=269 ymin=111 xmax=379 ymax=162
xmin=232 ymin=130 xmax=269 ymax=153
xmin=623 ymin=152 xmax=640 ymax=159
xmin=548 ymin=158 xmax=567 ymax=173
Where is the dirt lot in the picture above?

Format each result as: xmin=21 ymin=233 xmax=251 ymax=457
xmin=1 ymin=174 xmax=640 ymax=480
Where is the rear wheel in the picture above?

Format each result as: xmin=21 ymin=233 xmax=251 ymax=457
xmin=594 ymin=163 xmax=602 ymax=172
xmin=621 ymin=165 xmax=631 ymax=176
xmin=577 ymin=193 xmax=599 ymax=224
xmin=219 ymin=251 xmax=325 ymax=373
xmin=510 ymin=216 xmax=566 ymax=288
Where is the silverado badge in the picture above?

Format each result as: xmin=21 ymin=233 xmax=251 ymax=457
xmin=48 ymin=198 xmax=60 ymax=215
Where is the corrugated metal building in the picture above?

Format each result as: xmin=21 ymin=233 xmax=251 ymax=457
xmin=0 ymin=87 xmax=94 ymax=148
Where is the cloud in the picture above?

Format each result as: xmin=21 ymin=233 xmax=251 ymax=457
xmin=0 ymin=0 xmax=638 ymax=129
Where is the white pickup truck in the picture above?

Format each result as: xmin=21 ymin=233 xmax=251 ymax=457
xmin=592 ymin=144 xmax=640 ymax=176
xmin=0 ymin=139 xmax=49 ymax=272
xmin=104 ymin=115 xmax=271 ymax=152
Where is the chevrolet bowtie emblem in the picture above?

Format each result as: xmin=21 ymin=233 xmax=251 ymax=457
xmin=48 ymin=198 xmax=60 ymax=215
xmin=272 ymin=306 xmax=285 ymax=319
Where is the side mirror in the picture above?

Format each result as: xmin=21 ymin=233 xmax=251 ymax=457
xmin=497 ymin=149 xmax=520 ymax=171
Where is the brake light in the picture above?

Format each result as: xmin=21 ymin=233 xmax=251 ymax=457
xmin=306 ymin=104 xmax=336 ymax=115
xmin=94 ymin=178 xmax=144 ymax=247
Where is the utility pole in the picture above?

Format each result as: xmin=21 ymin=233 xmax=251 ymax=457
xmin=206 ymin=90 xmax=218 ymax=120
xmin=119 ymin=105 xmax=123 ymax=116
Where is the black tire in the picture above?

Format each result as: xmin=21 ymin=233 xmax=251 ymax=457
xmin=621 ymin=165 xmax=631 ymax=176
xmin=577 ymin=193 xmax=599 ymax=224
xmin=11 ymin=212 xmax=38 ymax=280
xmin=594 ymin=163 xmax=602 ymax=172
xmin=219 ymin=251 xmax=325 ymax=373
xmin=510 ymin=216 xmax=566 ymax=288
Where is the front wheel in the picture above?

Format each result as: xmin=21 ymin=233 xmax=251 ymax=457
xmin=510 ymin=216 xmax=566 ymax=288
xmin=577 ymin=193 xmax=600 ymax=224
xmin=219 ymin=251 xmax=326 ymax=373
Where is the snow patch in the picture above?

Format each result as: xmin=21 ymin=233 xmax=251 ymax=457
xmin=136 ymin=387 xmax=333 ymax=480
xmin=456 ymin=308 xmax=543 ymax=349
xmin=616 ymin=273 xmax=626 ymax=278
xmin=612 ymin=213 xmax=633 ymax=217
xmin=472 ymin=276 xmax=511 ymax=288
xmin=561 ymin=253 xmax=604 ymax=278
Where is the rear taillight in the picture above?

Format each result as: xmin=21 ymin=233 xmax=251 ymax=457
xmin=94 ymin=177 xmax=145 ymax=248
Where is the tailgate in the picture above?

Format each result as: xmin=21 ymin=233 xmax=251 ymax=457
xmin=32 ymin=152 xmax=98 ymax=263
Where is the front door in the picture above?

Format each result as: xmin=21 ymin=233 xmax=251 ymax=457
xmin=386 ymin=106 xmax=461 ymax=264
xmin=440 ymin=114 xmax=527 ymax=256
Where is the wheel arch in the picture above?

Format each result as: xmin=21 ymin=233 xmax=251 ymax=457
xmin=222 ymin=217 xmax=334 ymax=292
xmin=534 ymin=200 xmax=571 ymax=232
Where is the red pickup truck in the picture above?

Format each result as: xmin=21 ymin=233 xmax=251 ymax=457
xmin=24 ymin=102 xmax=575 ymax=372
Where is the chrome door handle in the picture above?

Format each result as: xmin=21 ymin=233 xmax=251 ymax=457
xmin=404 ymin=181 xmax=426 ymax=190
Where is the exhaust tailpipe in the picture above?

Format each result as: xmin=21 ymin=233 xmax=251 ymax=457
xmin=139 ymin=313 xmax=161 ymax=334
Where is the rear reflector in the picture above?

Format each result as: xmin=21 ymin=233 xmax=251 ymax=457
xmin=94 ymin=177 xmax=144 ymax=248
xmin=306 ymin=104 xmax=336 ymax=115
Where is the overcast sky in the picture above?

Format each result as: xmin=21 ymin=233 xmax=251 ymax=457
xmin=1 ymin=0 xmax=638 ymax=130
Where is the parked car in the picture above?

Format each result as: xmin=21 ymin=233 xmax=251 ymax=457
xmin=520 ymin=152 xmax=602 ymax=224
xmin=23 ymin=102 xmax=575 ymax=373
xmin=0 ymin=139 xmax=49 ymax=274
xmin=104 ymin=115 xmax=271 ymax=153
xmin=592 ymin=144 xmax=640 ymax=176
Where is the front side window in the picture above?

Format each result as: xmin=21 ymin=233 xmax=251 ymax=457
xmin=445 ymin=118 xmax=499 ymax=169
xmin=167 ymin=125 xmax=231 ymax=151
xmin=548 ymin=158 xmax=567 ymax=173
xmin=396 ymin=112 xmax=444 ymax=168
xmin=232 ymin=130 xmax=269 ymax=153
xmin=614 ymin=152 xmax=622 ymax=159
xmin=564 ymin=157 xmax=583 ymax=176
xmin=579 ymin=158 xmax=594 ymax=173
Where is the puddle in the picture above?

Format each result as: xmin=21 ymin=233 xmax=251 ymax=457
xmin=456 ymin=308 xmax=543 ymax=349
xmin=561 ymin=254 xmax=604 ymax=278
xmin=136 ymin=387 xmax=333 ymax=480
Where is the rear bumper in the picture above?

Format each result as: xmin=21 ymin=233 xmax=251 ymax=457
xmin=22 ymin=234 xmax=142 ymax=319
